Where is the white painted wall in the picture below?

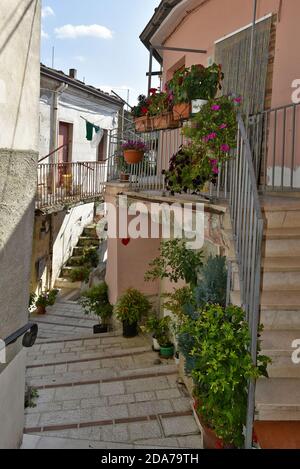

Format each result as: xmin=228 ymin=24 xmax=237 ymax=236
xmin=0 ymin=0 xmax=40 ymax=151
xmin=38 ymin=83 xmax=120 ymax=287
xmin=51 ymin=204 xmax=94 ymax=286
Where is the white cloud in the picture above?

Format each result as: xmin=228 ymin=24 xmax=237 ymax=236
xmin=41 ymin=29 xmax=49 ymax=39
xmin=42 ymin=6 xmax=55 ymax=18
xmin=54 ymin=24 xmax=113 ymax=40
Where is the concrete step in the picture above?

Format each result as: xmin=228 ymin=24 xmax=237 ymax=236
xmin=262 ymin=256 xmax=300 ymax=272
xmin=261 ymin=196 xmax=300 ymax=229
xmin=67 ymin=256 xmax=84 ymax=267
xmin=83 ymin=225 xmax=98 ymax=238
xmin=54 ymin=278 xmax=81 ymax=289
xmin=233 ymin=269 xmax=300 ymax=291
xmin=264 ymin=234 xmax=300 ymax=258
xmin=261 ymin=309 xmax=300 ymax=331
xmin=256 ymin=378 xmax=300 ymax=420
xmin=231 ymin=290 xmax=300 ymax=311
xmin=261 ymin=330 xmax=300 ymax=378
xmin=264 ymin=227 xmax=300 ymax=240
xmin=78 ymin=237 xmax=99 ymax=247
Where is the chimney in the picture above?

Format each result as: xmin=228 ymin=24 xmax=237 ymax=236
xmin=69 ymin=68 xmax=77 ymax=79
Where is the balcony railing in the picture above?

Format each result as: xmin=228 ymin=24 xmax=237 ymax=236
xmin=249 ymin=102 xmax=300 ymax=191
xmin=36 ymin=161 xmax=106 ymax=210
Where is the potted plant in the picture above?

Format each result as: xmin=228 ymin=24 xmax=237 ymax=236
xmin=79 ymin=283 xmax=113 ymax=333
xmin=115 ymin=288 xmax=152 ymax=338
xmin=117 ymin=153 xmax=130 ymax=181
xmin=147 ymin=88 xmax=178 ymax=130
xmin=35 ymin=289 xmax=59 ymax=314
xmin=122 ymin=140 xmax=148 ymax=164
xmin=168 ymin=63 xmax=224 ymax=121
xmin=131 ymin=94 xmax=151 ymax=132
xmin=178 ymin=303 xmax=271 ymax=449
xmin=141 ymin=315 xmax=161 ymax=351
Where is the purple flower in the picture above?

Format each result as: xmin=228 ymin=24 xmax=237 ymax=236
xmin=220 ymin=144 xmax=230 ymax=152
xmin=209 ymin=159 xmax=218 ymax=166
xmin=211 ymin=104 xmax=221 ymax=111
xmin=212 ymin=166 xmax=219 ymax=175
xmin=205 ymin=132 xmax=217 ymax=141
xmin=219 ymin=123 xmax=227 ymax=129
xmin=234 ymin=97 xmax=242 ymax=104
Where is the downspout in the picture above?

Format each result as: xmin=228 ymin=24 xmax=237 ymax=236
xmin=50 ymin=83 xmax=68 ymax=163
xmin=245 ymin=0 xmax=258 ymax=450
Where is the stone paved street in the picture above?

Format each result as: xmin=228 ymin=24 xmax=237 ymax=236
xmin=22 ymin=298 xmax=202 ymax=449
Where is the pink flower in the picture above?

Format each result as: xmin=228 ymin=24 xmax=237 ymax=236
xmin=212 ymin=166 xmax=219 ymax=175
xmin=209 ymin=159 xmax=218 ymax=165
xmin=211 ymin=104 xmax=221 ymax=111
xmin=208 ymin=132 xmax=217 ymax=140
xmin=219 ymin=123 xmax=227 ymax=129
xmin=220 ymin=143 xmax=230 ymax=152
xmin=234 ymin=97 xmax=242 ymax=104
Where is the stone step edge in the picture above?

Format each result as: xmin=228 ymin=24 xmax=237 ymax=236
xmin=36 ymin=331 xmax=120 ymax=345
xmin=31 ymin=368 xmax=178 ymax=390
xmin=27 ymin=346 xmax=152 ymax=369
xmin=24 ymin=410 xmax=194 ymax=435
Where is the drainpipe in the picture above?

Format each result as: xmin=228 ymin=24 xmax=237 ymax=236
xmin=245 ymin=0 xmax=258 ymax=450
xmin=50 ymin=83 xmax=68 ymax=163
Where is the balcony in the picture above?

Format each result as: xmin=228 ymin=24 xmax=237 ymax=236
xmin=36 ymin=161 xmax=106 ymax=212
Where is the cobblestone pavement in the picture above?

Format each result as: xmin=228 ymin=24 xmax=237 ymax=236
xmin=22 ymin=298 xmax=202 ymax=449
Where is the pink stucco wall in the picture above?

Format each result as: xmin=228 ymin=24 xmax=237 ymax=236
xmin=160 ymin=0 xmax=298 ymax=109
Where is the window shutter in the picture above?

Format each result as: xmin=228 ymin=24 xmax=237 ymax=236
xmin=215 ymin=17 xmax=272 ymax=114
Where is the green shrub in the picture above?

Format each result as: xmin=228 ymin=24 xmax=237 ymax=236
xmin=69 ymin=267 xmax=91 ymax=283
xmin=142 ymin=315 xmax=173 ymax=347
xmin=35 ymin=289 xmax=59 ymax=308
xmin=115 ymin=288 xmax=152 ymax=325
xmin=82 ymin=248 xmax=99 ymax=268
xmin=178 ymin=304 xmax=270 ymax=448
xmin=145 ymin=239 xmax=203 ymax=287
xmin=79 ymin=283 xmax=113 ymax=325
xmin=195 ymin=255 xmax=227 ymax=308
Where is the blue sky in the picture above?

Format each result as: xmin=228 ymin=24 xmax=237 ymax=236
xmin=41 ymin=0 xmax=161 ymax=105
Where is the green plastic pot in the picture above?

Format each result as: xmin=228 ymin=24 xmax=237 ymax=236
xmin=160 ymin=344 xmax=174 ymax=358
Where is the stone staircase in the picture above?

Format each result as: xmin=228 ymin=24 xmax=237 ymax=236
xmin=23 ymin=298 xmax=202 ymax=449
xmin=55 ymin=225 xmax=100 ymax=289
xmin=230 ymin=196 xmax=300 ymax=442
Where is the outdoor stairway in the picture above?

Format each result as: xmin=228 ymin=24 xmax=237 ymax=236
xmin=23 ymin=299 xmax=201 ymax=449
xmin=230 ymin=196 xmax=300 ymax=448
xmin=55 ymin=225 xmax=100 ymax=289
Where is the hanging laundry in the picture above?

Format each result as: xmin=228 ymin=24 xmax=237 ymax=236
xmin=91 ymin=128 xmax=104 ymax=148
xmin=86 ymin=120 xmax=100 ymax=141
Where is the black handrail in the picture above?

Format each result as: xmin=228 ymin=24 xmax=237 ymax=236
xmin=4 ymin=322 xmax=38 ymax=348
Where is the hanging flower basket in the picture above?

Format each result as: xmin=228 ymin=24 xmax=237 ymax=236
xmin=123 ymin=149 xmax=144 ymax=164
xmin=134 ymin=116 xmax=151 ymax=132
xmin=150 ymin=111 xmax=179 ymax=131
xmin=173 ymin=102 xmax=191 ymax=121
xmin=122 ymin=140 xmax=148 ymax=164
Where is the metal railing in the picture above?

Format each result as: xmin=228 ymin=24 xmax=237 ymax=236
xmin=219 ymin=114 xmax=264 ymax=449
xmin=36 ymin=161 xmax=106 ymax=210
xmin=249 ymin=102 xmax=300 ymax=191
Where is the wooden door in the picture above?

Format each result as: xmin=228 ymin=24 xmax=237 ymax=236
xmin=58 ymin=122 xmax=71 ymax=184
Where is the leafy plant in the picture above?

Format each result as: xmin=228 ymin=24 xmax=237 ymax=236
xmin=82 ymin=247 xmax=99 ymax=268
xmin=147 ymin=89 xmax=173 ymax=116
xmin=162 ymin=286 xmax=196 ymax=328
xmin=178 ymin=304 xmax=270 ymax=448
xmin=35 ymin=289 xmax=59 ymax=308
xmin=121 ymin=140 xmax=148 ymax=152
xmin=168 ymin=63 xmax=224 ymax=103
xmin=183 ymin=95 xmax=240 ymax=160
xmin=145 ymin=239 xmax=203 ymax=287
xmin=115 ymin=288 xmax=152 ymax=325
xmin=69 ymin=266 xmax=91 ymax=283
xmin=79 ymin=283 xmax=113 ymax=325
xmin=131 ymin=94 xmax=149 ymax=118
xmin=195 ymin=255 xmax=227 ymax=308
xmin=24 ymin=387 xmax=39 ymax=409
xmin=142 ymin=315 xmax=173 ymax=347
xmin=163 ymin=144 xmax=216 ymax=194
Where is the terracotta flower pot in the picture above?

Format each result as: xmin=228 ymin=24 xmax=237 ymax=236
xmin=196 ymin=407 xmax=236 ymax=449
xmin=123 ymin=150 xmax=144 ymax=164
xmin=36 ymin=305 xmax=46 ymax=315
xmin=150 ymin=112 xmax=179 ymax=131
xmin=119 ymin=172 xmax=130 ymax=182
xmin=173 ymin=103 xmax=191 ymax=121
xmin=134 ymin=116 xmax=151 ymax=132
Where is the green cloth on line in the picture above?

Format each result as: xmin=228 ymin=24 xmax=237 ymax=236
xmin=86 ymin=121 xmax=100 ymax=141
